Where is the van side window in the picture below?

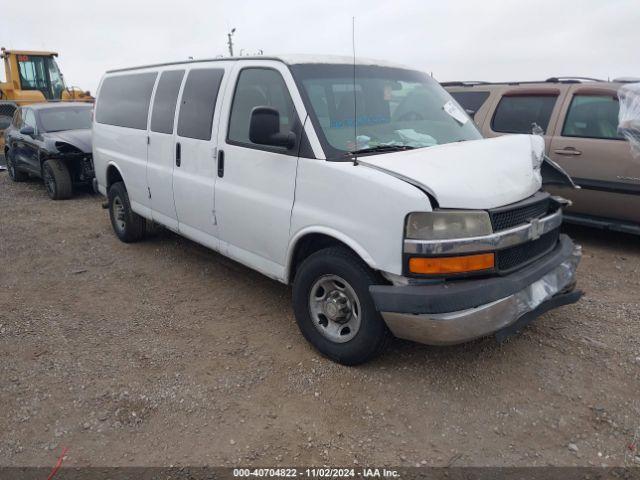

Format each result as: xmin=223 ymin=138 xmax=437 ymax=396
xmin=177 ymin=69 xmax=225 ymax=141
xmin=492 ymin=95 xmax=557 ymax=134
xmin=150 ymin=70 xmax=185 ymax=134
xmin=562 ymin=95 xmax=623 ymax=140
xmin=228 ymin=68 xmax=296 ymax=147
xmin=449 ymin=91 xmax=490 ymax=116
xmin=96 ymin=72 xmax=157 ymax=129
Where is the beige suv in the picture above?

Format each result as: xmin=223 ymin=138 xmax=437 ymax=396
xmin=444 ymin=78 xmax=640 ymax=235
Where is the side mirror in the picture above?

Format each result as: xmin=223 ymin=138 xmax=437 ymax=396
xmin=249 ymin=106 xmax=296 ymax=149
xmin=20 ymin=125 xmax=35 ymax=136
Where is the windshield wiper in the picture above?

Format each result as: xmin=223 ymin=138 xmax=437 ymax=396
xmin=347 ymin=144 xmax=415 ymax=156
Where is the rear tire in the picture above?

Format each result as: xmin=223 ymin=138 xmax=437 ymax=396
xmin=42 ymin=159 xmax=73 ymax=200
xmin=107 ymin=181 xmax=146 ymax=243
xmin=292 ymin=247 xmax=389 ymax=365
xmin=6 ymin=149 xmax=28 ymax=182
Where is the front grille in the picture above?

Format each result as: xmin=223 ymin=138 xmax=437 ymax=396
xmin=496 ymin=228 xmax=560 ymax=273
xmin=489 ymin=194 xmax=552 ymax=231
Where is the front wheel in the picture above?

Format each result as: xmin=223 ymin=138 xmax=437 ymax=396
xmin=107 ymin=181 xmax=146 ymax=243
xmin=292 ymin=247 xmax=389 ymax=365
xmin=42 ymin=159 xmax=73 ymax=200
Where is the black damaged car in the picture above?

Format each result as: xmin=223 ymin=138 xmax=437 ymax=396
xmin=4 ymin=102 xmax=94 ymax=200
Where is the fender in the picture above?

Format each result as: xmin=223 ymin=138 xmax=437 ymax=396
xmin=285 ymin=226 xmax=378 ymax=283
xmin=357 ymin=159 xmax=440 ymax=207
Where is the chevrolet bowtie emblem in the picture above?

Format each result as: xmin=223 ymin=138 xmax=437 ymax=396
xmin=529 ymin=218 xmax=543 ymax=240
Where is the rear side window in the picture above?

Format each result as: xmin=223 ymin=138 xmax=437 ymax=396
xmin=562 ymin=95 xmax=623 ymax=140
xmin=228 ymin=68 xmax=296 ymax=147
xmin=177 ymin=69 xmax=225 ymax=140
xmin=492 ymin=95 xmax=558 ymax=134
xmin=450 ymin=91 xmax=490 ymax=115
xmin=96 ymin=72 xmax=158 ymax=129
xmin=151 ymin=70 xmax=185 ymax=134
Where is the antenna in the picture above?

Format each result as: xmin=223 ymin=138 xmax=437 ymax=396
xmin=227 ymin=28 xmax=236 ymax=57
xmin=352 ymin=16 xmax=358 ymax=166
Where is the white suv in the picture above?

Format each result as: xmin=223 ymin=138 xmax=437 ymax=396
xmin=92 ymin=55 xmax=582 ymax=365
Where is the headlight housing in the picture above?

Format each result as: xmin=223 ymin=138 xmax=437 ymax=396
xmin=405 ymin=211 xmax=493 ymax=240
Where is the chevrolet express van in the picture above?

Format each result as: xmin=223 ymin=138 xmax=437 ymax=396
xmin=93 ymin=55 xmax=582 ymax=365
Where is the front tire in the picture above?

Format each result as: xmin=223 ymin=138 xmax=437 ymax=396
xmin=42 ymin=159 xmax=73 ymax=200
xmin=6 ymin=149 xmax=28 ymax=182
xmin=107 ymin=181 xmax=146 ymax=243
xmin=292 ymin=247 xmax=389 ymax=365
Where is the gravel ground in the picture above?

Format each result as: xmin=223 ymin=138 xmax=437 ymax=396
xmin=1 ymin=171 xmax=639 ymax=468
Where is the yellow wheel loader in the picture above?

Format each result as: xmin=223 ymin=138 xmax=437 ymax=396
xmin=0 ymin=48 xmax=94 ymax=158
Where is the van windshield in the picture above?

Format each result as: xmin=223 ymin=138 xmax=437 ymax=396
xmin=291 ymin=64 xmax=482 ymax=159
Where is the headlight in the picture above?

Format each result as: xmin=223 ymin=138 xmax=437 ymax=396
xmin=405 ymin=211 xmax=493 ymax=240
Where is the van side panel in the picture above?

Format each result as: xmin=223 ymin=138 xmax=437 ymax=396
xmin=94 ymin=123 xmax=152 ymax=217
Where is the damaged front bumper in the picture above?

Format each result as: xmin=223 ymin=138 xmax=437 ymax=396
xmin=370 ymin=235 xmax=582 ymax=345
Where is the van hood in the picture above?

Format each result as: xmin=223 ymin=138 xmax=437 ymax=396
xmin=359 ymin=135 xmax=542 ymax=209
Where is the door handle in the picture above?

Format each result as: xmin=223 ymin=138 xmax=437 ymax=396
xmin=217 ymin=150 xmax=224 ymax=178
xmin=175 ymin=142 xmax=181 ymax=167
xmin=554 ymin=147 xmax=582 ymax=156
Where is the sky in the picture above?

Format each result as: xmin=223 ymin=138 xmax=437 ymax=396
xmin=1 ymin=0 xmax=639 ymax=94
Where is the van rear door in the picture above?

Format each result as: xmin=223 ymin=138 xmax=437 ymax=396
xmin=173 ymin=67 xmax=226 ymax=245
xmin=147 ymin=69 xmax=185 ymax=230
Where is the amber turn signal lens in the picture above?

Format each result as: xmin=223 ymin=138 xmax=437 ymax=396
xmin=409 ymin=253 xmax=495 ymax=275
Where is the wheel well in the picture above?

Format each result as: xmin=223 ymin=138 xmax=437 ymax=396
xmin=106 ymin=165 xmax=124 ymax=189
xmin=288 ymin=233 xmax=370 ymax=284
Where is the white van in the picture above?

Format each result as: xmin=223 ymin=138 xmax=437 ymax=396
xmin=93 ymin=55 xmax=582 ymax=365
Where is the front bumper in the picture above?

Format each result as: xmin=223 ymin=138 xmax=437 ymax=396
xmin=370 ymin=235 xmax=581 ymax=345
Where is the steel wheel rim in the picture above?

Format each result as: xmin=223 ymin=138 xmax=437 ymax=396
xmin=112 ymin=196 xmax=126 ymax=232
xmin=309 ymin=274 xmax=361 ymax=343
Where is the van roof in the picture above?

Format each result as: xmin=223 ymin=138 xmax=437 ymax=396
xmin=106 ymin=54 xmax=409 ymax=73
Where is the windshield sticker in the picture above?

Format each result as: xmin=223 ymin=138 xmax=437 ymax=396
xmin=443 ymin=100 xmax=468 ymax=125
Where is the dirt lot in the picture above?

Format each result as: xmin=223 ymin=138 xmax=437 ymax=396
xmin=1 ymin=172 xmax=639 ymax=468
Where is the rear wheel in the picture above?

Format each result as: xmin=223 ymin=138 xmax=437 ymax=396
xmin=292 ymin=247 xmax=389 ymax=365
xmin=6 ymin=149 xmax=28 ymax=182
xmin=42 ymin=159 xmax=73 ymax=200
xmin=107 ymin=181 xmax=146 ymax=243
